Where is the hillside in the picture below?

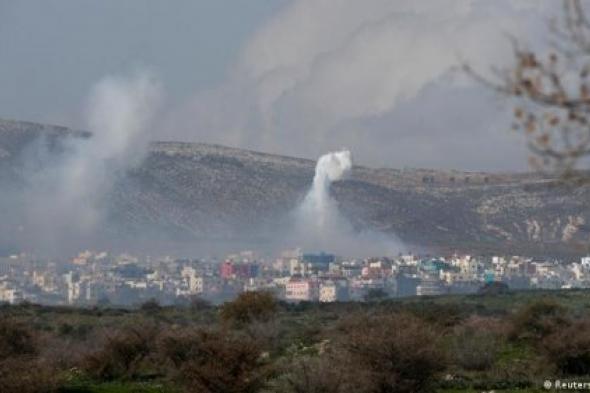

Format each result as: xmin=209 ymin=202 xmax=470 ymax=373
xmin=1 ymin=119 xmax=589 ymax=256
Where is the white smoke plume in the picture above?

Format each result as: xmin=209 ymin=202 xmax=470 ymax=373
xmin=293 ymin=150 xmax=400 ymax=256
xmin=64 ymin=71 xmax=162 ymax=229
xmin=21 ymin=71 xmax=162 ymax=255
xmin=299 ymin=150 xmax=352 ymax=235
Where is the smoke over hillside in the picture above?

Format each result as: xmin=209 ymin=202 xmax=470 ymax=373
xmin=292 ymin=150 xmax=402 ymax=256
xmin=0 ymin=125 xmax=588 ymax=258
xmin=5 ymin=71 xmax=162 ymax=255
xmin=165 ymin=0 xmax=556 ymax=172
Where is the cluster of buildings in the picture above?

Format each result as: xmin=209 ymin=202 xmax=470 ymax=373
xmin=1 ymin=248 xmax=590 ymax=306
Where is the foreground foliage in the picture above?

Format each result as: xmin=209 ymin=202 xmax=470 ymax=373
xmin=3 ymin=289 xmax=590 ymax=392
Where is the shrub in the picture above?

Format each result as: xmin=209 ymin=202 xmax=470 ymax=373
xmin=364 ymin=288 xmax=388 ymax=302
xmin=220 ymin=291 xmax=277 ymax=326
xmin=0 ymin=318 xmax=37 ymax=358
xmin=274 ymin=346 xmax=372 ymax=393
xmin=190 ymin=296 xmax=212 ymax=311
xmin=158 ymin=328 xmax=271 ymax=393
xmin=158 ymin=330 xmax=200 ymax=371
xmin=243 ymin=319 xmax=281 ymax=353
xmin=284 ymin=355 xmax=342 ymax=393
xmin=478 ymin=281 xmax=510 ymax=295
xmin=449 ymin=316 xmax=509 ymax=371
xmin=140 ymin=298 xmax=162 ymax=313
xmin=337 ymin=313 xmax=445 ymax=393
xmin=0 ymin=318 xmax=59 ymax=393
xmin=542 ymin=318 xmax=590 ymax=375
xmin=81 ymin=325 xmax=158 ymax=380
xmin=0 ymin=357 xmax=59 ymax=393
xmin=509 ymin=299 xmax=569 ymax=341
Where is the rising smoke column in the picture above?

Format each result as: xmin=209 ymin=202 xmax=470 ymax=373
xmin=66 ymin=70 xmax=162 ymax=230
xmin=295 ymin=150 xmax=354 ymax=252
xmin=292 ymin=149 xmax=402 ymax=256
xmin=299 ymin=150 xmax=352 ymax=234
xmin=20 ymin=71 xmax=162 ymax=255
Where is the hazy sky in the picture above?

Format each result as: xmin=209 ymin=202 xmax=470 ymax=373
xmin=0 ymin=0 xmax=560 ymax=171
xmin=0 ymin=0 xmax=287 ymax=124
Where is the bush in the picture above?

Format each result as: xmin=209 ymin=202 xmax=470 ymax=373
xmin=364 ymin=288 xmax=388 ymax=302
xmin=451 ymin=330 xmax=500 ymax=371
xmin=273 ymin=343 xmax=373 ymax=393
xmin=190 ymin=296 xmax=212 ymax=311
xmin=542 ymin=318 xmax=590 ymax=375
xmin=478 ymin=281 xmax=510 ymax=295
xmin=0 ymin=318 xmax=59 ymax=393
xmin=509 ymin=299 xmax=569 ymax=341
xmin=220 ymin=291 xmax=277 ymax=326
xmin=0 ymin=357 xmax=59 ymax=393
xmin=337 ymin=313 xmax=445 ymax=393
xmin=450 ymin=316 xmax=507 ymax=371
xmin=283 ymin=355 xmax=342 ymax=393
xmin=82 ymin=325 xmax=158 ymax=380
xmin=158 ymin=330 xmax=200 ymax=371
xmin=158 ymin=328 xmax=271 ymax=393
xmin=140 ymin=298 xmax=162 ymax=313
xmin=0 ymin=318 xmax=37 ymax=358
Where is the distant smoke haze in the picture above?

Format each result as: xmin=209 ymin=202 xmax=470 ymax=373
xmin=0 ymin=1 xmax=570 ymax=257
xmin=16 ymin=71 xmax=162 ymax=255
xmin=166 ymin=0 xmax=556 ymax=172
xmin=0 ymin=1 xmax=561 ymax=171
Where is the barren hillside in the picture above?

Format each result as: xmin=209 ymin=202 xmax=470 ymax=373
xmin=1 ymin=119 xmax=588 ymax=256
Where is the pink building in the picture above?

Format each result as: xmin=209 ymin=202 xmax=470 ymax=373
xmin=285 ymin=278 xmax=319 ymax=302
xmin=220 ymin=261 xmax=233 ymax=280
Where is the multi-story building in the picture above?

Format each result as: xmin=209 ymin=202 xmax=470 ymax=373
xmin=416 ymin=276 xmax=446 ymax=296
xmin=319 ymin=280 xmax=349 ymax=302
xmin=285 ymin=277 xmax=319 ymax=302
xmin=0 ymin=281 xmax=23 ymax=304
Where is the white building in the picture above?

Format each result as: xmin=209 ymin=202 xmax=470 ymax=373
xmin=289 ymin=259 xmax=307 ymax=276
xmin=0 ymin=282 xmax=22 ymax=304
xmin=285 ymin=278 xmax=319 ymax=302
xmin=64 ymin=271 xmax=81 ymax=304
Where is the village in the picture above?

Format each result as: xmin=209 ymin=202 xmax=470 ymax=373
xmin=1 ymin=249 xmax=589 ymax=306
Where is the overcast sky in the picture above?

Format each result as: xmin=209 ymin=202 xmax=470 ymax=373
xmin=0 ymin=0 xmax=287 ymax=123
xmin=0 ymin=0 xmax=559 ymax=171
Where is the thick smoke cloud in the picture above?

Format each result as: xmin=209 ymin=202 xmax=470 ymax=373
xmin=167 ymin=0 xmax=555 ymax=171
xmin=16 ymin=71 xmax=162 ymax=255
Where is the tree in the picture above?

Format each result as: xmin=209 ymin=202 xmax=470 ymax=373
xmin=158 ymin=329 xmax=272 ymax=393
xmin=82 ymin=325 xmax=158 ymax=380
xmin=140 ymin=298 xmax=161 ymax=313
xmin=0 ymin=318 xmax=59 ymax=393
xmin=466 ymin=0 xmax=590 ymax=181
xmin=364 ymin=288 xmax=389 ymax=302
xmin=220 ymin=291 xmax=277 ymax=326
xmin=337 ymin=313 xmax=445 ymax=393
xmin=542 ymin=318 xmax=590 ymax=375
xmin=509 ymin=300 xmax=569 ymax=342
